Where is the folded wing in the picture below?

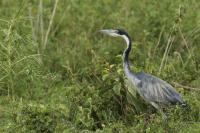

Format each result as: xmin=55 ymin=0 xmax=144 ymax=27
xmin=133 ymin=72 xmax=184 ymax=105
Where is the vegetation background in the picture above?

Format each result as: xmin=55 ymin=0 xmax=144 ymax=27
xmin=0 ymin=0 xmax=200 ymax=132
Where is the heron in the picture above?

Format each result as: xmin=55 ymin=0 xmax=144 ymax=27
xmin=100 ymin=29 xmax=186 ymax=119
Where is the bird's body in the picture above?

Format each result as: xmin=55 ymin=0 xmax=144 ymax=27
xmin=129 ymin=71 xmax=184 ymax=105
xmin=100 ymin=29 xmax=185 ymax=119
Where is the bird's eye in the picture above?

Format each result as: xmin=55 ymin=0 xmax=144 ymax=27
xmin=116 ymin=30 xmax=121 ymax=34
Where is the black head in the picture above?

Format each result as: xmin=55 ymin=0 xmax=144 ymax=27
xmin=99 ymin=28 xmax=130 ymax=38
xmin=115 ymin=29 xmax=128 ymax=35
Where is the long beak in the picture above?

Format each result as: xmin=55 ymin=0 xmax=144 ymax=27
xmin=99 ymin=29 xmax=118 ymax=36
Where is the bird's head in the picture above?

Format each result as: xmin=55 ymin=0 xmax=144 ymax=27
xmin=99 ymin=29 xmax=128 ymax=37
xmin=99 ymin=28 xmax=131 ymax=44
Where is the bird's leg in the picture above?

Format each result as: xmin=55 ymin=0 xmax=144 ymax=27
xmin=150 ymin=102 xmax=170 ymax=132
xmin=150 ymin=102 xmax=167 ymax=120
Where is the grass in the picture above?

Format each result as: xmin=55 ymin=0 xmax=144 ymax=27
xmin=0 ymin=0 xmax=200 ymax=132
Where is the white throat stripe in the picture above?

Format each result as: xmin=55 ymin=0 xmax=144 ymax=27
xmin=122 ymin=35 xmax=130 ymax=47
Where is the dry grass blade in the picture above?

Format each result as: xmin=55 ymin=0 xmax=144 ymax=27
xmin=12 ymin=54 xmax=42 ymax=66
xmin=178 ymin=26 xmax=195 ymax=65
xmin=158 ymin=29 xmax=175 ymax=74
xmin=43 ymin=0 xmax=59 ymax=50
xmin=172 ymin=81 xmax=200 ymax=91
xmin=152 ymin=25 xmax=165 ymax=58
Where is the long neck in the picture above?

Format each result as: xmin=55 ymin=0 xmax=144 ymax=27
xmin=122 ymin=35 xmax=132 ymax=75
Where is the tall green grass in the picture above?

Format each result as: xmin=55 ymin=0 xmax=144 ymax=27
xmin=0 ymin=0 xmax=200 ymax=132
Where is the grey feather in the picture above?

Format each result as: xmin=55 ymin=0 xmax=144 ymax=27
xmin=132 ymin=71 xmax=184 ymax=105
